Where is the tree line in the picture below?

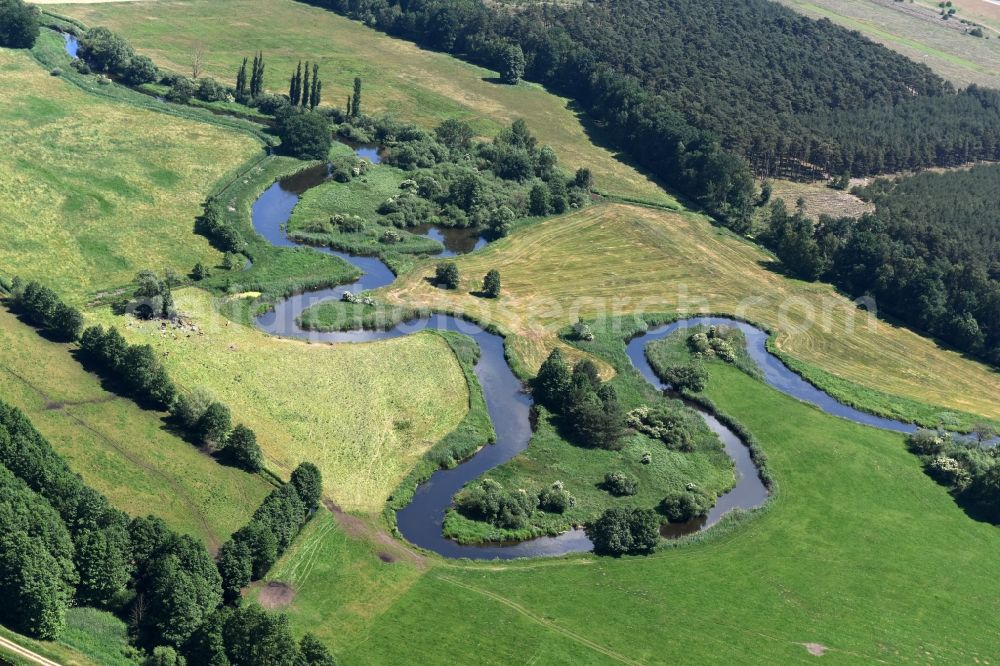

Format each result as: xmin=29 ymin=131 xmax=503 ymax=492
xmin=0 ymin=401 xmax=335 ymax=664
xmin=9 ymin=278 xmax=84 ymax=341
xmin=761 ymin=163 xmax=1000 ymax=366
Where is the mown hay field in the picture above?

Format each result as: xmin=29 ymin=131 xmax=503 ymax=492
xmin=376 ymin=202 xmax=1000 ymax=420
xmin=777 ymin=0 xmax=1000 ymax=87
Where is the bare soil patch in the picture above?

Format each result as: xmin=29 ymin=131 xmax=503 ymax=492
xmin=803 ymin=642 xmax=828 ymax=656
xmin=258 ymin=581 xmax=296 ymax=610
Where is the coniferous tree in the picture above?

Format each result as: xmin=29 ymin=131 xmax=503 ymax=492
xmin=251 ymin=52 xmax=265 ymax=97
xmin=235 ymin=57 xmax=248 ymax=98
xmin=301 ymin=61 xmax=310 ymax=109
xmin=345 ymin=94 xmax=351 ymax=116
xmin=351 ymin=77 xmax=362 ymax=117
xmin=289 ymin=61 xmax=302 ymax=106
xmin=309 ymin=63 xmax=320 ymax=109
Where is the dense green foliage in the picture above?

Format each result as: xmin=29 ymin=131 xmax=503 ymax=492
xmin=482 ymin=269 xmax=500 ymax=298
xmin=533 ymin=350 xmax=625 ymax=449
xmin=659 ymin=486 xmax=714 ymax=523
xmin=9 ymin=279 xmax=84 ymax=341
xmin=907 ymin=429 xmax=1000 ymax=521
xmin=0 ymin=0 xmax=38 ymax=49
xmin=78 ymin=27 xmax=158 ymax=85
xmin=454 ymin=478 xmax=535 ymax=529
xmin=602 ymin=471 xmax=637 ymax=497
xmin=217 ymin=463 xmax=320 ymax=596
xmin=275 ymin=108 xmax=332 ymax=159
xmin=0 ymin=401 xmax=231 ymax=652
xmin=434 ymin=262 xmax=459 ymax=289
xmin=305 ymin=0 xmax=1000 ymax=233
xmin=79 ymin=324 xmax=176 ymax=409
xmin=585 ymin=507 xmax=660 ymax=556
xmin=763 ymin=164 xmax=1000 ymax=365
xmin=657 ymin=363 xmax=708 ymax=393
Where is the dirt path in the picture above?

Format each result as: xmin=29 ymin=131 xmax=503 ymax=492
xmin=321 ymin=499 xmax=427 ymax=569
xmin=435 ymin=574 xmax=645 ymax=665
xmin=0 ymin=636 xmax=62 ymax=666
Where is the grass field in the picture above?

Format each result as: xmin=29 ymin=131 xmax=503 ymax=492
xmin=88 ymin=288 xmax=469 ymax=513
xmin=777 ymin=0 xmax=1000 ymax=87
xmin=49 ymin=0 xmax=672 ymax=204
xmin=767 ymin=179 xmax=874 ymax=220
xmin=366 ymin=202 xmax=1000 ymax=421
xmin=0 ymin=45 xmax=259 ymax=303
xmin=258 ymin=347 xmax=1000 ymax=663
xmin=0 ymin=306 xmax=271 ymax=548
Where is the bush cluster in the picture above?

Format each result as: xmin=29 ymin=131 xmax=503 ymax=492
xmin=659 ymin=485 xmax=715 ymax=523
xmin=907 ymin=428 xmax=1000 ymax=521
xmin=688 ymin=325 xmax=736 ymax=363
xmin=626 ymin=405 xmax=696 ymax=451
xmin=533 ymin=350 xmax=625 ymax=449
xmin=585 ymin=507 xmax=660 ymax=556
xmin=454 ymin=479 xmax=535 ymax=529
xmin=603 ymin=471 xmax=638 ymax=497
xmin=78 ymin=27 xmax=157 ymax=85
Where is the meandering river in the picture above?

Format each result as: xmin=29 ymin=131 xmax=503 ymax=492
xmin=248 ymin=158 xmax=939 ymax=559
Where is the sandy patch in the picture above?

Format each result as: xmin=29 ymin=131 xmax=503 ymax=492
xmin=803 ymin=643 xmax=828 ymax=656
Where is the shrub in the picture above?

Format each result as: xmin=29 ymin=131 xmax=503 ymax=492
xmin=455 ymin=479 xmax=535 ymax=529
xmin=50 ymin=67 xmax=63 ymax=77
xmin=661 ymin=363 xmax=708 ymax=392
xmin=122 ymin=54 xmax=158 ymax=85
xmin=435 ymin=262 xmax=460 ymax=289
xmin=275 ymin=110 xmax=332 ymax=160
xmin=603 ymin=471 xmax=637 ymax=496
xmin=0 ymin=0 xmax=39 ymax=49
xmin=626 ymin=405 xmax=695 ymax=451
xmin=482 ymin=269 xmax=501 ymax=298
xmin=927 ymin=456 xmax=972 ymax=491
xmin=166 ymin=78 xmax=195 ymax=104
xmin=537 ymin=481 xmax=575 ymax=513
xmin=586 ymin=507 xmax=660 ymax=556
xmin=659 ymin=486 xmax=715 ymax=522
xmin=571 ymin=319 xmax=594 ymax=341
xmin=906 ymin=429 xmax=948 ymax=455
xmin=196 ymin=77 xmax=228 ymax=102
